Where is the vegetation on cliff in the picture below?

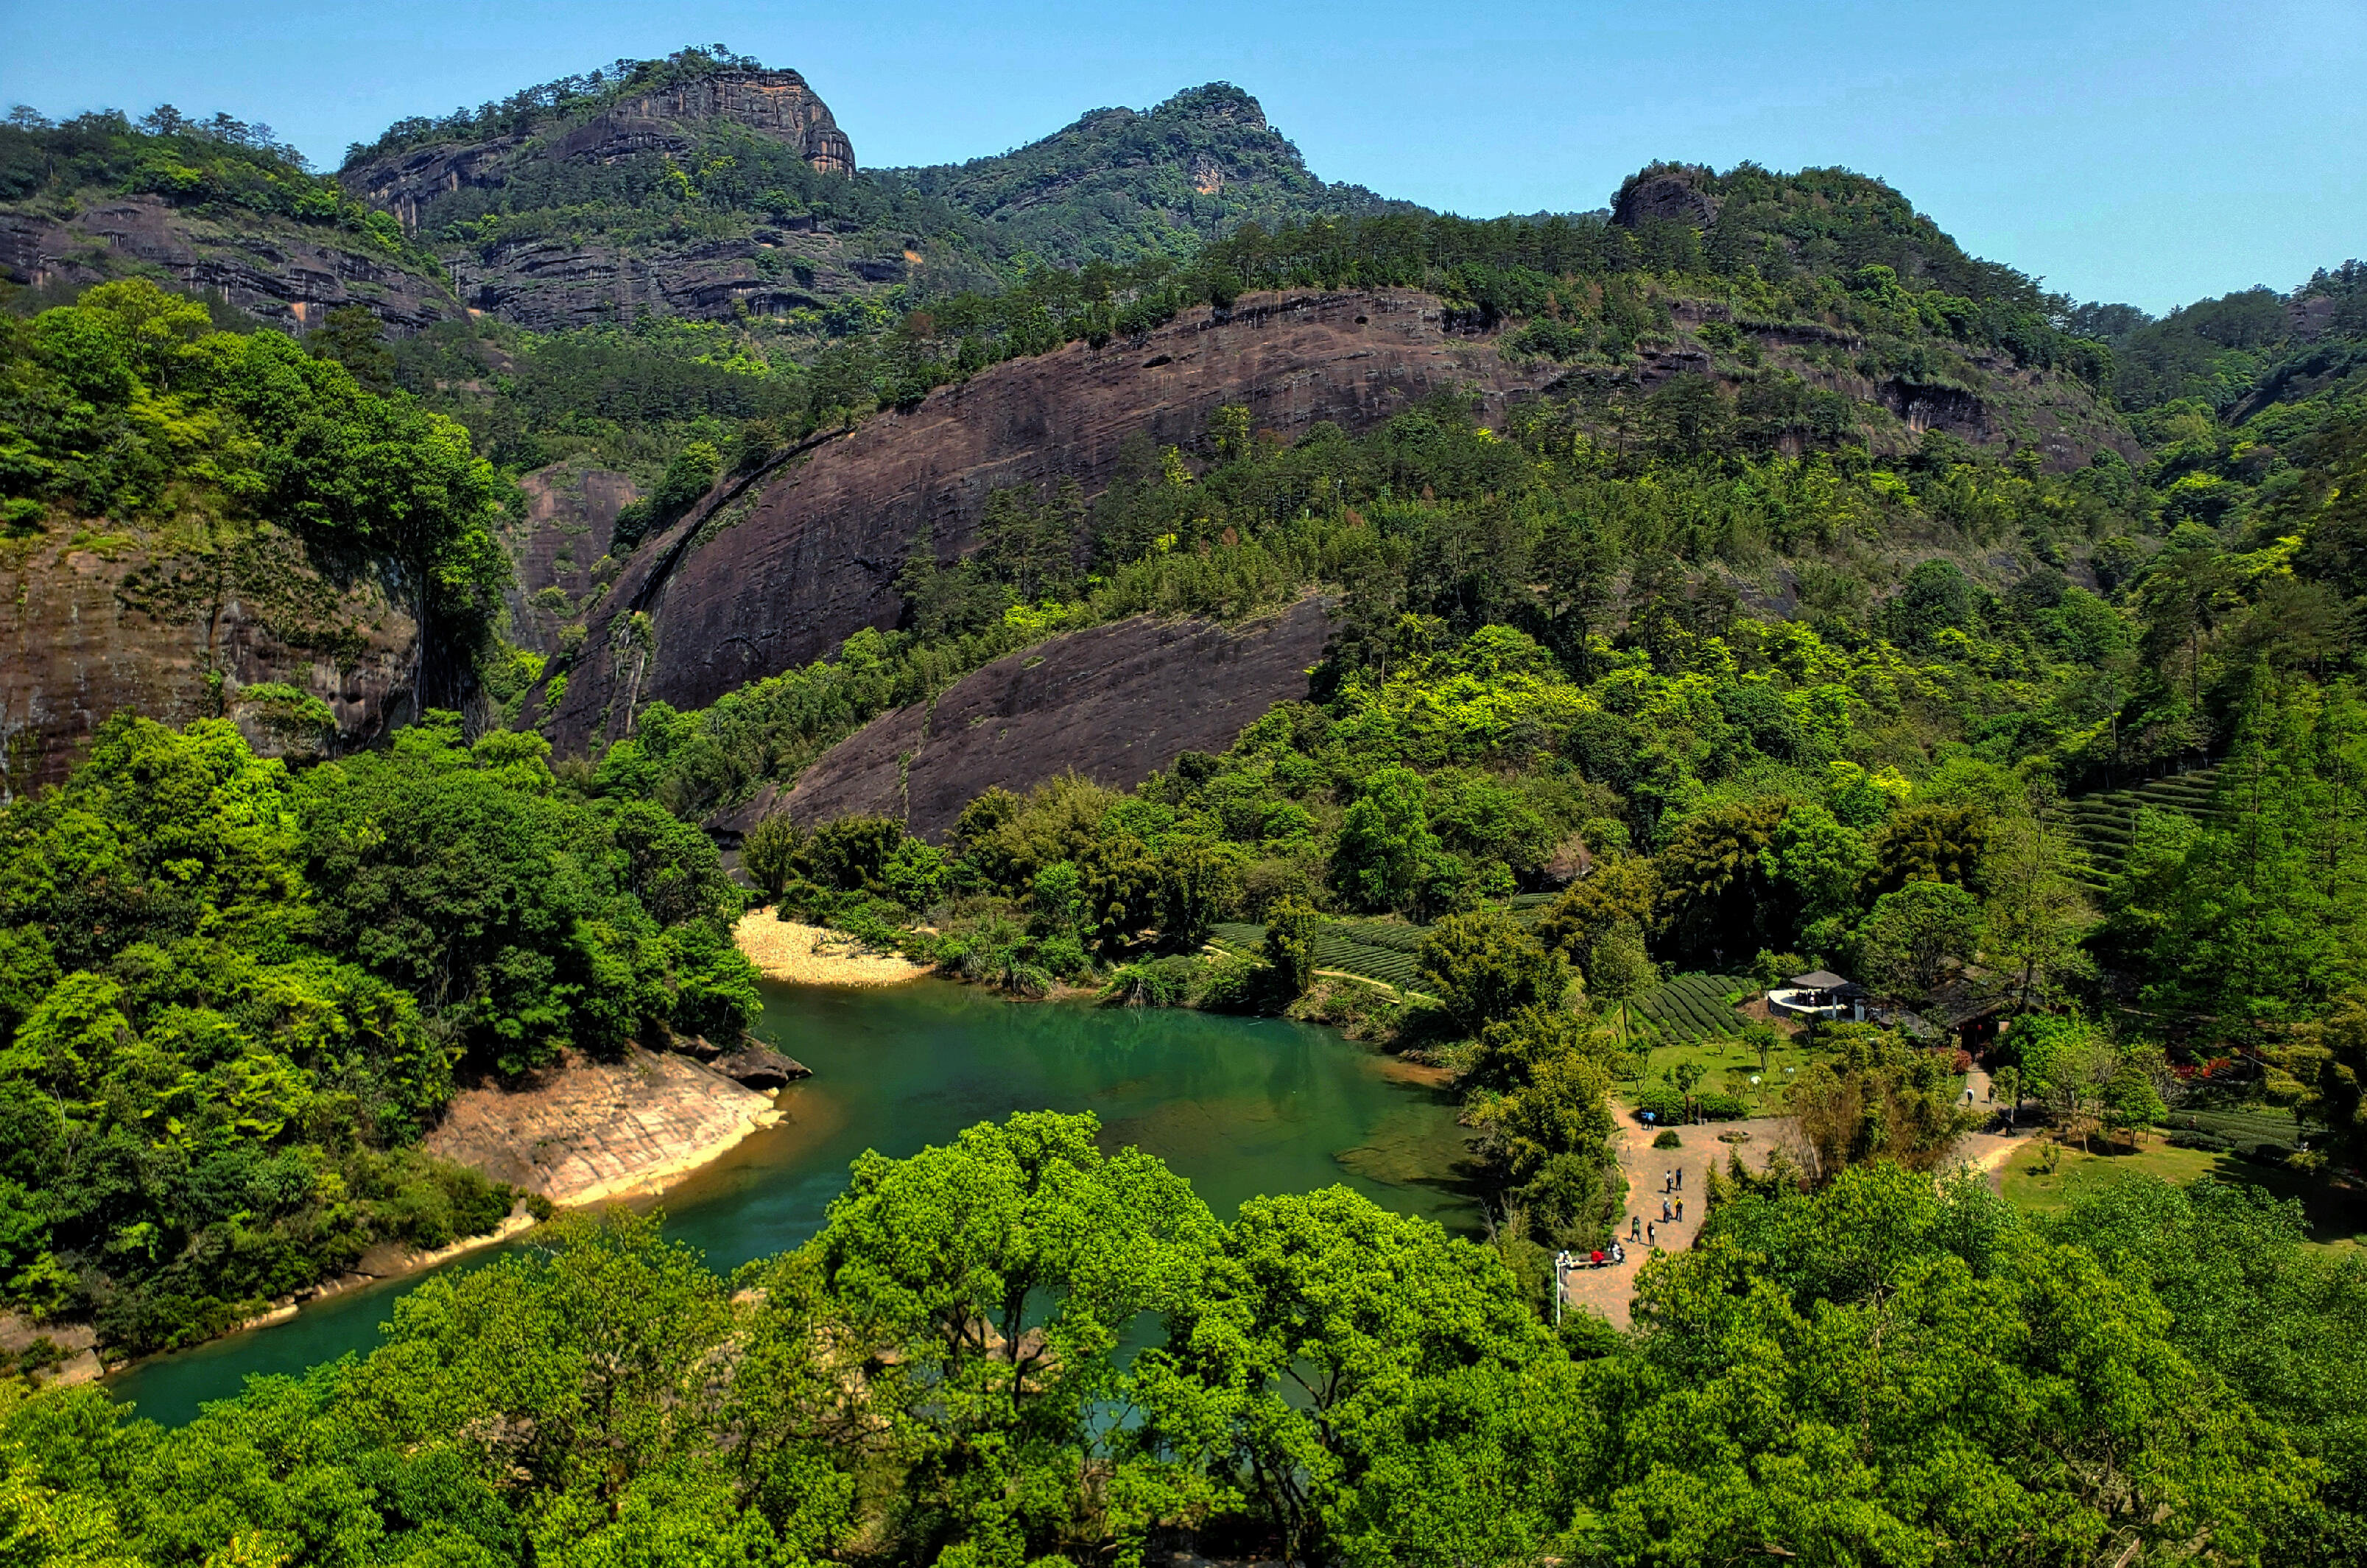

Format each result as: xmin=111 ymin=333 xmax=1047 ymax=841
xmin=0 ymin=714 xmax=758 ymax=1354
xmin=883 ymin=82 xmax=1413 ymax=266
xmin=0 ymin=107 xmax=421 ymax=264
xmin=0 ymin=277 xmax=513 ymax=723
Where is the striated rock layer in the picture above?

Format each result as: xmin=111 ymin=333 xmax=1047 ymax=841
xmin=741 ymin=599 xmax=1334 ymax=842
xmin=0 ymin=199 xmax=457 ymax=334
xmin=541 ymin=289 xmax=1555 ymax=753
xmin=421 ymin=1047 xmax=801 ymax=1206
xmin=349 ymin=68 xmax=854 ymax=232
xmin=343 ymin=68 xmax=873 ymax=331
xmin=1 ymin=526 xmax=420 ymax=798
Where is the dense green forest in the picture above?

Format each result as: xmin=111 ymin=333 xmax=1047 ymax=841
xmin=0 ymin=715 xmax=758 ymax=1355
xmin=881 ymin=82 xmax=1413 ymax=265
xmin=2 ymin=1123 xmax=2360 ymax=1566
xmin=0 ymin=107 xmax=420 ymax=263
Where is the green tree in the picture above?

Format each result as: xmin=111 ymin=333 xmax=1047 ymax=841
xmin=1605 ymin=1164 xmax=2307 ymax=1565
xmin=305 ymin=303 xmax=395 ymax=392
xmin=1761 ymin=801 xmax=1874 ymax=932
xmin=2273 ymin=988 xmax=2367 ymax=1169
xmin=1584 ymin=915 xmax=1655 ymax=1003
xmin=1263 ymin=897 xmax=1321 ymax=997
xmin=1863 ymin=800 xmax=1989 ymax=901
xmin=741 ymin=813 xmax=802 ymax=899
xmin=1331 ymin=767 xmax=1439 ymax=915
xmin=1129 ymin=1186 xmax=1575 ymax=1567
xmin=1784 ymin=1024 xmax=1975 ymax=1181
xmin=1418 ymin=908 xmax=1569 ymax=1034
xmin=1980 ymin=804 xmax=2095 ymax=1009
xmin=809 ymin=1112 xmax=1217 ymax=1563
xmin=1856 ymin=879 xmax=1984 ymax=997
xmin=1656 ymin=796 xmax=1790 ymax=963
xmin=2020 ymin=1016 xmax=2120 ymax=1153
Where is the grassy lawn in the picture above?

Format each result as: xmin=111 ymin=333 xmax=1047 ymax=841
xmin=1624 ymin=1031 xmax=1818 ymax=1117
xmin=2000 ymin=1139 xmax=2367 ymax=1253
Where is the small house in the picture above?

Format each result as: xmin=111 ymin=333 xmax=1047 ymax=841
xmin=1768 ymin=969 xmax=1869 ymax=1022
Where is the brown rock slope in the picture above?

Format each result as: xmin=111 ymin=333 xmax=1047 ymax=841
xmin=543 ymin=289 xmax=1551 ymax=753
xmin=0 ymin=199 xmax=456 ymax=334
xmin=725 ymin=598 xmax=1332 ymax=842
xmin=1 ymin=526 xmax=419 ymax=798
xmin=502 ymin=465 xmax=641 ymax=658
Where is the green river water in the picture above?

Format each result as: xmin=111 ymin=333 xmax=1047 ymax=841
xmin=107 ymin=977 xmax=1474 ymax=1426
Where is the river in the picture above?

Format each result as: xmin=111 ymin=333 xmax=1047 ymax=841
xmin=107 ymin=977 xmax=1475 ymax=1425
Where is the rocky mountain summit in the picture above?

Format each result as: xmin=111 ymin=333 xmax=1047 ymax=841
xmin=334 ymin=63 xmax=929 ymax=332
xmin=343 ymin=66 xmax=857 ymax=231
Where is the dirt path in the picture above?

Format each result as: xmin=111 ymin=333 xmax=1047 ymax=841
xmin=1559 ymin=1106 xmax=2038 ymax=1327
xmin=734 ymin=911 xmax=932 ymax=985
xmin=1560 ymin=1112 xmax=1790 ymax=1326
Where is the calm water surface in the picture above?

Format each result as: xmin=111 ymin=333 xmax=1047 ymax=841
xmin=109 ymin=978 xmax=1472 ymax=1424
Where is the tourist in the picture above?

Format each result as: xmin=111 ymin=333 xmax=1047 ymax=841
xmin=1661 ymin=1197 xmax=1672 ymax=1222
xmin=1677 ymin=1198 xmax=1684 ymax=1222
xmin=1630 ymin=1214 xmax=1642 ymax=1241
xmin=1675 ymin=1166 xmax=1683 ymax=1192
xmin=1647 ymin=1220 xmax=1657 ymax=1246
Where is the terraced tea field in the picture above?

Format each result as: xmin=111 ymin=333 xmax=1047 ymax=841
xmin=1208 ymin=920 xmax=1432 ymax=993
xmin=1622 ymin=973 xmax=1751 ymax=1045
xmin=2064 ymin=766 xmax=2219 ymax=891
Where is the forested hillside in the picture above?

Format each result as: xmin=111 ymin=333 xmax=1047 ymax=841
xmin=881 ymin=82 xmax=1414 ymax=264
xmin=4 ymin=45 xmax=2367 ymax=1568
xmin=4 ymin=1129 xmax=2361 ymax=1564
xmin=0 ymin=714 xmax=757 ymax=1355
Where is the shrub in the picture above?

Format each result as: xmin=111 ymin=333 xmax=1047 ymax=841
xmin=1653 ymin=1128 xmax=1683 ymax=1149
xmin=1631 ymin=1086 xmax=1687 ymax=1122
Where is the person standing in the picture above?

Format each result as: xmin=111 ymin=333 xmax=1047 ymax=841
xmin=1661 ymin=1196 xmax=1672 ymax=1222
xmin=1647 ymin=1220 xmax=1657 ymax=1247
xmin=1676 ymin=1198 xmax=1685 ymax=1222
xmin=1675 ymin=1166 xmax=1683 ymax=1192
xmin=1631 ymin=1214 xmax=1642 ymax=1241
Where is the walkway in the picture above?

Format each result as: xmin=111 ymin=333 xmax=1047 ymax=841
xmin=1558 ymin=1101 xmax=2037 ymax=1327
xmin=1559 ymin=1111 xmax=1787 ymax=1328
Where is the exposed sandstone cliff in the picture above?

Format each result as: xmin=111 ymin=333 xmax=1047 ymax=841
xmin=723 ymin=600 xmax=1334 ymax=843
xmin=342 ymin=69 xmax=890 ymax=332
xmin=0 ymin=198 xmax=457 ymax=334
xmin=540 ymin=288 xmax=1560 ymax=753
xmin=1 ymin=525 xmax=419 ymax=798
xmin=504 ymin=465 xmax=640 ymax=657
xmin=421 ymin=1045 xmax=803 ymax=1206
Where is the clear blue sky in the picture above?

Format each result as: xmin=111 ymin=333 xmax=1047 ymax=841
xmin=5 ymin=0 xmax=2360 ymax=314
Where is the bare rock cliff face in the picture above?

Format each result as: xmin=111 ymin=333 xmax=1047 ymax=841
xmin=0 ymin=200 xmax=457 ymax=334
xmin=343 ymin=70 xmax=868 ymax=331
xmin=720 ymin=599 xmax=1333 ymax=842
xmin=503 ymin=465 xmax=640 ymax=658
xmin=542 ymin=289 xmax=1560 ymax=753
xmin=421 ymin=1047 xmax=791 ymax=1205
xmin=1 ymin=527 xmax=419 ymax=798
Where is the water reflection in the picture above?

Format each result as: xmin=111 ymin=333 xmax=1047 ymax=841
xmin=109 ymin=979 xmax=1471 ymax=1424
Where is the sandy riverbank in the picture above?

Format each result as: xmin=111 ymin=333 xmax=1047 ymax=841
xmin=734 ymin=910 xmax=933 ymax=985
